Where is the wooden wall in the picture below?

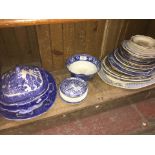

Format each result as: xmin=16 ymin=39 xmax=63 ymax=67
xmin=36 ymin=20 xmax=105 ymax=71
xmin=0 ymin=19 xmax=154 ymax=73
xmin=0 ymin=26 xmax=40 ymax=72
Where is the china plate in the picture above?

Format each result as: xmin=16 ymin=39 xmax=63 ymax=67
xmin=98 ymin=66 xmax=155 ymax=89
xmin=108 ymin=52 xmax=154 ymax=77
xmin=114 ymin=48 xmax=155 ymax=70
xmin=102 ymin=57 xmax=153 ymax=82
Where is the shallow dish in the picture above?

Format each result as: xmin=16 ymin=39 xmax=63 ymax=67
xmin=66 ymin=54 xmax=101 ymax=80
xmin=59 ymin=77 xmax=88 ymax=103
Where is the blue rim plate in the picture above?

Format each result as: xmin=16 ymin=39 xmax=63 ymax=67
xmin=120 ymin=46 xmax=155 ymax=65
xmin=0 ymin=71 xmax=57 ymax=120
xmin=108 ymin=52 xmax=153 ymax=77
xmin=102 ymin=57 xmax=152 ymax=82
xmin=98 ymin=67 xmax=155 ymax=89
xmin=114 ymin=49 xmax=155 ymax=70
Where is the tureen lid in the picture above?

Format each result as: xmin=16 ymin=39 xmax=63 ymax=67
xmin=0 ymin=66 xmax=48 ymax=103
xmin=59 ymin=77 xmax=88 ymax=98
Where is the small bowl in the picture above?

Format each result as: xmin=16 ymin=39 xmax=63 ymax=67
xmin=66 ymin=54 xmax=101 ymax=80
xmin=59 ymin=77 xmax=88 ymax=103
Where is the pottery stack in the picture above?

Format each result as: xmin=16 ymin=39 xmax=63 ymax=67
xmin=98 ymin=35 xmax=155 ymax=89
xmin=0 ymin=66 xmax=57 ymax=120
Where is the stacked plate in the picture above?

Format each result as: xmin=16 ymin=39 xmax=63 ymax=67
xmin=98 ymin=35 xmax=155 ymax=89
xmin=0 ymin=65 xmax=57 ymax=120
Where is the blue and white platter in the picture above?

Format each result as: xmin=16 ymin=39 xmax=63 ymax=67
xmin=98 ymin=65 xmax=155 ymax=89
xmin=0 ymin=66 xmax=57 ymax=120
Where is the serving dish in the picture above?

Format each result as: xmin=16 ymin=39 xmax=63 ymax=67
xmin=66 ymin=54 xmax=101 ymax=80
xmin=0 ymin=66 xmax=57 ymax=120
xmin=59 ymin=77 xmax=88 ymax=103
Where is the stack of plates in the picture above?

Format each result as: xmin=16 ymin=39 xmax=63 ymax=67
xmin=98 ymin=35 xmax=155 ymax=89
xmin=0 ymin=66 xmax=57 ymax=120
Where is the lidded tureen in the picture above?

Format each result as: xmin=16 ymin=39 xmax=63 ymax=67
xmin=0 ymin=65 xmax=57 ymax=120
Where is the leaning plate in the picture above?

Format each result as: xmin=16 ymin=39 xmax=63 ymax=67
xmin=108 ymin=52 xmax=154 ymax=77
xmin=98 ymin=66 xmax=155 ymax=89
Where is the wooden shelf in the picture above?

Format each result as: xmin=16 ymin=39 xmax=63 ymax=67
xmin=0 ymin=69 xmax=155 ymax=134
xmin=0 ymin=19 xmax=95 ymax=28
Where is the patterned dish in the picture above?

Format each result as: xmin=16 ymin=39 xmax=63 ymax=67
xmin=66 ymin=54 xmax=101 ymax=80
xmin=0 ymin=66 xmax=57 ymax=120
xmin=98 ymin=66 xmax=155 ymax=89
xmin=59 ymin=77 xmax=88 ymax=103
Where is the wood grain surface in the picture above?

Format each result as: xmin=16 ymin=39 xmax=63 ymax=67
xmin=1 ymin=19 xmax=154 ymax=72
xmin=0 ymin=70 xmax=155 ymax=134
xmin=0 ymin=19 xmax=95 ymax=28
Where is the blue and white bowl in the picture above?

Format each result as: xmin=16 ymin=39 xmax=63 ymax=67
xmin=66 ymin=54 xmax=101 ymax=80
xmin=59 ymin=77 xmax=88 ymax=103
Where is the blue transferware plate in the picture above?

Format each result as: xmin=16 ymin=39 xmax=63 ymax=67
xmin=122 ymin=40 xmax=155 ymax=59
xmin=114 ymin=49 xmax=155 ymax=70
xmin=120 ymin=46 xmax=155 ymax=65
xmin=0 ymin=71 xmax=57 ymax=120
xmin=102 ymin=57 xmax=152 ymax=82
xmin=98 ymin=66 xmax=155 ymax=89
xmin=112 ymin=49 xmax=154 ymax=73
xmin=108 ymin=52 xmax=154 ymax=77
xmin=0 ymin=66 xmax=49 ymax=104
xmin=66 ymin=54 xmax=101 ymax=80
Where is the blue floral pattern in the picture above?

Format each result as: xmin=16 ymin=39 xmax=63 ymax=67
xmin=60 ymin=77 xmax=87 ymax=98
xmin=0 ymin=66 xmax=57 ymax=120
xmin=66 ymin=54 xmax=101 ymax=80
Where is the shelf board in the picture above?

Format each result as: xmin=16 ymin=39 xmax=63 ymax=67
xmin=0 ymin=19 xmax=95 ymax=28
xmin=0 ymin=69 xmax=155 ymax=134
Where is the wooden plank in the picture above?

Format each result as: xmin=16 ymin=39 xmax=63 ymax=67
xmin=50 ymin=24 xmax=64 ymax=70
xmin=0 ymin=30 xmax=8 ymax=67
xmin=100 ymin=19 xmax=126 ymax=58
xmin=85 ymin=20 xmax=106 ymax=58
xmin=36 ymin=25 xmax=53 ymax=71
xmin=146 ymin=20 xmax=155 ymax=38
xmin=0 ymin=19 xmax=96 ymax=28
xmin=85 ymin=21 xmax=99 ymax=57
xmin=1 ymin=28 xmax=19 ymax=57
xmin=14 ymin=27 xmax=31 ymax=64
xmin=74 ymin=22 xmax=87 ymax=53
xmin=0 ymin=27 xmax=20 ymax=66
xmin=96 ymin=20 xmax=106 ymax=58
xmin=26 ymin=26 xmax=40 ymax=62
xmin=0 ymin=69 xmax=155 ymax=134
xmin=124 ymin=19 xmax=149 ymax=39
xmin=63 ymin=23 xmax=75 ymax=61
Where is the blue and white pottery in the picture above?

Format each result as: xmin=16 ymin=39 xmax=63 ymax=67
xmin=114 ymin=49 xmax=155 ymax=70
xmin=98 ymin=66 xmax=155 ymax=89
xmin=108 ymin=52 xmax=154 ymax=77
xmin=0 ymin=66 xmax=57 ymax=120
xmin=59 ymin=77 xmax=88 ymax=103
xmin=66 ymin=54 xmax=101 ymax=81
xmin=98 ymin=35 xmax=155 ymax=89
